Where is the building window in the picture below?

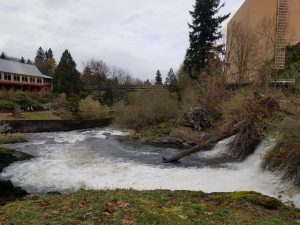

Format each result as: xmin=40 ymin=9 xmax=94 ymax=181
xmin=30 ymin=77 xmax=35 ymax=83
xmin=22 ymin=76 xmax=28 ymax=82
xmin=4 ymin=73 xmax=11 ymax=81
xmin=14 ymin=75 xmax=20 ymax=82
xmin=37 ymin=78 xmax=42 ymax=83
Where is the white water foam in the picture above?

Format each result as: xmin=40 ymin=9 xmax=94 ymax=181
xmin=1 ymin=131 xmax=299 ymax=208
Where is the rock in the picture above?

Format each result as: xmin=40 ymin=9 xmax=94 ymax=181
xmin=0 ymin=180 xmax=28 ymax=206
xmin=0 ymin=147 xmax=33 ymax=173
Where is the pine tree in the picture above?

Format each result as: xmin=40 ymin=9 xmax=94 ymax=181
xmin=165 ymin=68 xmax=178 ymax=92
xmin=1 ymin=52 xmax=6 ymax=59
xmin=35 ymin=47 xmax=46 ymax=63
xmin=47 ymin=48 xmax=54 ymax=59
xmin=26 ymin=59 xmax=33 ymax=65
xmin=184 ymin=0 xmax=230 ymax=79
xmin=20 ymin=57 xmax=25 ymax=63
xmin=155 ymin=70 xmax=163 ymax=85
xmin=53 ymin=50 xmax=82 ymax=95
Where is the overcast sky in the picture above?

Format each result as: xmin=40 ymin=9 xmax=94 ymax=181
xmin=0 ymin=0 xmax=244 ymax=80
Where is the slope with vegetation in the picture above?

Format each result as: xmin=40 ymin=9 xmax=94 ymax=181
xmin=1 ymin=190 xmax=300 ymax=225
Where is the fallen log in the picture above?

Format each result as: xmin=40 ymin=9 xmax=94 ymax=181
xmin=163 ymin=121 xmax=245 ymax=163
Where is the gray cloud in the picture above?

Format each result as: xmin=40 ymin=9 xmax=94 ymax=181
xmin=0 ymin=0 xmax=244 ymax=80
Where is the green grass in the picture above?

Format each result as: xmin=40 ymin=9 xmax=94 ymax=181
xmin=0 ymin=190 xmax=299 ymax=225
xmin=0 ymin=135 xmax=28 ymax=145
xmin=22 ymin=112 xmax=54 ymax=120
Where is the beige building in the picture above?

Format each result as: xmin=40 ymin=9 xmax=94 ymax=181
xmin=226 ymin=0 xmax=300 ymax=83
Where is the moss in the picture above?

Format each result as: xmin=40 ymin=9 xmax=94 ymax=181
xmin=0 ymin=147 xmax=33 ymax=173
xmin=0 ymin=190 xmax=299 ymax=225
xmin=210 ymin=192 xmax=283 ymax=210
xmin=0 ymin=135 xmax=28 ymax=144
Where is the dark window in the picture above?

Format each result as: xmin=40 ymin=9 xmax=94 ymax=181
xmin=22 ymin=76 xmax=28 ymax=82
xmin=14 ymin=75 xmax=20 ymax=82
xmin=37 ymin=78 xmax=42 ymax=83
xmin=30 ymin=77 xmax=35 ymax=83
xmin=4 ymin=73 xmax=11 ymax=81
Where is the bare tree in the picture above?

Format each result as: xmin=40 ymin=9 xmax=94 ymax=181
xmin=226 ymin=22 xmax=258 ymax=84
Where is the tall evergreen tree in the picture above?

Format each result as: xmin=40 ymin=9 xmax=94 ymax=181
xmin=20 ymin=57 xmax=25 ymax=63
xmin=47 ymin=48 xmax=54 ymax=59
xmin=165 ymin=68 xmax=178 ymax=92
xmin=1 ymin=52 xmax=6 ymax=59
xmin=53 ymin=50 xmax=82 ymax=95
xmin=35 ymin=47 xmax=46 ymax=63
xmin=184 ymin=0 xmax=230 ymax=79
xmin=155 ymin=70 xmax=163 ymax=85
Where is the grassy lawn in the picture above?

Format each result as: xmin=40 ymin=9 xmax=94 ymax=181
xmin=0 ymin=190 xmax=299 ymax=225
xmin=22 ymin=112 xmax=54 ymax=120
xmin=0 ymin=111 xmax=61 ymax=120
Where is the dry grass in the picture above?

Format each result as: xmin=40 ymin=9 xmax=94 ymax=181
xmin=263 ymin=118 xmax=300 ymax=186
xmin=220 ymin=88 xmax=281 ymax=159
xmin=114 ymin=89 xmax=180 ymax=130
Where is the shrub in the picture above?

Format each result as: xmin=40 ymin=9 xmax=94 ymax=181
xmin=115 ymin=89 xmax=179 ymax=129
xmin=220 ymin=88 xmax=281 ymax=159
xmin=12 ymin=92 xmax=43 ymax=111
xmin=0 ymin=99 xmax=16 ymax=112
xmin=78 ymin=96 xmax=108 ymax=120
xmin=262 ymin=119 xmax=300 ymax=186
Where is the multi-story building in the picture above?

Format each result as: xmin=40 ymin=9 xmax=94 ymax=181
xmin=0 ymin=59 xmax=52 ymax=95
xmin=226 ymin=0 xmax=300 ymax=83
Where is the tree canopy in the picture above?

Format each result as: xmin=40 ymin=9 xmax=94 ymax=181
xmin=184 ymin=0 xmax=230 ymax=79
xmin=155 ymin=70 xmax=163 ymax=85
xmin=165 ymin=68 xmax=178 ymax=92
xmin=53 ymin=50 xmax=82 ymax=95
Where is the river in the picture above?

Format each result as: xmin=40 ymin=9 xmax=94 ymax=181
xmin=1 ymin=127 xmax=299 ymax=208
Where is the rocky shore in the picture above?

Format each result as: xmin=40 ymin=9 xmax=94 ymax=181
xmin=0 ymin=147 xmax=33 ymax=206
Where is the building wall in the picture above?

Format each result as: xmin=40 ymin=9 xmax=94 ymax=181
xmin=226 ymin=0 xmax=300 ymax=83
xmin=0 ymin=71 xmax=52 ymax=96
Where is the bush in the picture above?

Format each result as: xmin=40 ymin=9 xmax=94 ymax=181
xmin=0 ymin=100 xmax=16 ymax=112
xmin=12 ymin=92 xmax=44 ymax=111
xmin=262 ymin=119 xmax=300 ymax=186
xmin=115 ymin=89 xmax=179 ymax=129
xmin=220 ymin=89 xmax=281 ymax=159
xmin=78 ymin=96 xmax=108 ymax=120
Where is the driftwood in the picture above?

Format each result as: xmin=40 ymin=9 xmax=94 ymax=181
xmin=163 ymin=121 xmax=245 ymax=163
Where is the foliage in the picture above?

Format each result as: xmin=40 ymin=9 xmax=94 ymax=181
xmin=1 ymin=52 xmax=6 ymax=59
xmin=12 ymin=92 xmax=44 ymax=111
xmin=78 ymin=96 xmax=108 ymax=120
xmin=184 ymin=107 xmax=213 ymax=130
xmin=263 ymin=118 xmax=300 ymax=186
xmin=184 ymin=0 xmax=230 ymax=79
xmin=115 ymin=89 xmax=179 ymax=129
xmin=165 ymin=68 xmax=178 ymax=92
xmin=155 ymin=70 xmax=163 ymax=85
xmin=0 ymin=100 xmax=16 ymax=112
xmin=0 ymin=135 xmax=28 ymax=145
xmin=220 ymin=88 xmax=281 ymax=159
xmin=81 ymin=59 xmax=110 ymax=89
xmin=34 ymin=47 xmax=56 ymax=76
xmin=0 ymin=190 xmax=299 ymax=225
xmin=53 ymin=50 xmax=82 ymax=95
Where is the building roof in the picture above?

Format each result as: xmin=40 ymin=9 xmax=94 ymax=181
xmin=0 ymin=59 xmax=52 ymax=79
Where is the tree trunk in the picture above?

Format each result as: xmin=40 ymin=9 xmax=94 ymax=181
xmin=163 ymin=121 xmax=245 ymax=163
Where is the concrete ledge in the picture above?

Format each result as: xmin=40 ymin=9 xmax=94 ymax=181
xmin=1 ymin=118 xmax=113 ymax=133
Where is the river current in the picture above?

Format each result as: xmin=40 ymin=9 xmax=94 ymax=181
xmin=1 ymin=127 xmax=299 ymax=207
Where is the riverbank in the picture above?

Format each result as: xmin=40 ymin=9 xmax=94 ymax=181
xmin=0 ymin=147 xmax=33 ymax=205
xmin=1 ymin=189 xmax=300 ymax=225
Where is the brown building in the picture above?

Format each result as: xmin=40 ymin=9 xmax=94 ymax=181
xmin=0 ymin=59 xmax=52 ymax=95
xmin=226 ymin=0 xmax=300 ymax=83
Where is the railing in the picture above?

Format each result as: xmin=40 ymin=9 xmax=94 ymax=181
xmin=274 ymin=0 xmax=288 ymax=70
xmin=0 ymin=79 xmax=51 ymax=87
